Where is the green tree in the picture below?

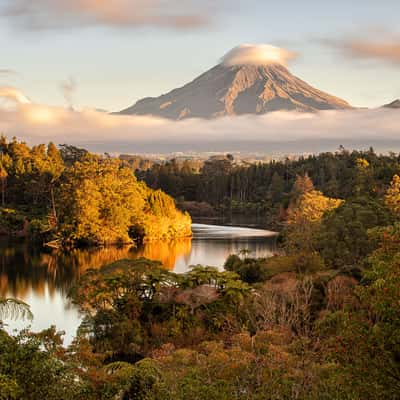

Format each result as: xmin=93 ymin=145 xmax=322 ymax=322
xmin=317 ymin=197 xmax=391 ymax=268
xmin=317 ymin=225 xmax=400 ymax=398
xmin=269 ymin=171 xmax=285 ymax=203
xmin=0 ymin=327 xmax=82 ymax=400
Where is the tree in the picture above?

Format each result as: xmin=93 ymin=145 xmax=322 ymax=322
xmin=269 ymin=171 xmax=285 ymax=203
xmin=0 ymin=327 xmax=83 ymax=400
xmin=43 ymin=143 xmax=65 ymax=228
xmin=317 ymin=225 xmax=400 ymax=398
xmin=290 ymin=173 xmax=314 ymax=202
xmin=59 ymin=144 xmax=89 ymax=165
xmin=0 ymin=164 xmax=7 ymax=206
xmin=105 ymin=358 xmax=165 ymax=399
xmin=317 ymin=197 xmax=391 ymax=268
xmin=57 ymin=158 xmax=191 ymax=246
xmin=222 ymin=280 xmax=250 ymax=307
xmin=285 ymin=190 xmax=342 ymax=252
xmin=385 ymin=174 xmax=400 ymax=216
xmin=353 ymin=157 xmax=375 ymax=197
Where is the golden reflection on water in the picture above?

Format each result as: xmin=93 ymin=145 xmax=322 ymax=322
xmin=0 ymin=237 xmax=193 ymax=300
xmin=135 ymin=238 xmax=192 ymax=270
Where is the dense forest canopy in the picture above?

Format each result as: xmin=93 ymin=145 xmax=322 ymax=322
xmin=0 ymin=136 xmax=191 ymax=246
xmin=138 ymin=148 xmax=400 ymax=225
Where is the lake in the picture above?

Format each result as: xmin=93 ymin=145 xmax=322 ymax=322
xmin=1 ymin=223 xmax=277 ymax=344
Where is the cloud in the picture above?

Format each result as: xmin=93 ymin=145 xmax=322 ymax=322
xmin=221 ymin=44 xmax=297 ymax=67
xmin=1 ymin=86 xmax=400 ymax=154
xmin=0 ymin=87 xmax=31 ymax=105
xmin=325 ymin=31 xmax=400 ymax=65
xmin=60 ymin=77 xmax=77 ymax=108
xmin=1 ymin=0 xmax=216 ymax=30
xmin=342 ymin=39 xmax=400 ymax=64
xmin=0 ymin=69 xmax=17 ymax=77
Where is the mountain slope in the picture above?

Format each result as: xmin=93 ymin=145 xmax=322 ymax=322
xmin=119 ymin=63 xmax=352 ymax=119
xmin=383 ymin=99 xmax=400 ymax=109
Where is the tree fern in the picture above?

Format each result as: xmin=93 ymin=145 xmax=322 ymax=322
xmin=0 ymin=298 xmax=33 ymax=321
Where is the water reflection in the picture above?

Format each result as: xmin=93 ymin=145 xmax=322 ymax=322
xmin=0 ymin=239 xmax=194 ymax=300
xmin=136 ymin=238 xmax=192 ymax=270
xmin=1 ymin=224 xmax=277 ymax=342
xmin=0 ymin=243 xmax=78 ymax=300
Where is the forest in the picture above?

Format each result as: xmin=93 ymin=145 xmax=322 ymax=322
xmin=0 ymin=137 xmax=191 ymax=247
xmin=139 ymin=148 xmax=400 ymax=226
xmin=1 ymin=142 xmax=400 ymax=399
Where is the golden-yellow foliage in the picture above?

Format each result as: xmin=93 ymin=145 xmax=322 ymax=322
xmin=287 ymin=190 xmax=343 ymax=225
xmin=356 ymin=157 xmax=370 ymax=169
xmin=285 ymin=190 xmax=343 ymax=252
xmin=385 ymin=174 xmax=400 ymax=216
xmin=58 ymin=158 xmax=192 ymax=246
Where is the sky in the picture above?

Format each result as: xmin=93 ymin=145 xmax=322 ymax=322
xmin=0 ymin=0 xmax=399 ymax=153
xmin=1 ymin=0 xmax=399 ymax=111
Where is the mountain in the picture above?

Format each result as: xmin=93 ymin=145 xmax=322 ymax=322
xmin=383 ymin=99 xmax=400 ymax=109
xmin=119 ymin=63 xmax=352 ymax=119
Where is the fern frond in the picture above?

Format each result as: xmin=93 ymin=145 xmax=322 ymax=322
xmin=0 ymin=298 xmax=33 ymax=321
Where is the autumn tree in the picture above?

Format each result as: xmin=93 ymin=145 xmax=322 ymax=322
xmin=57 ymin=158 xmax=146 ymax=245
xmin=385 ymin=174 xmax=400 ymax=216
xmin=285 ymin=189 xmax=342 ymax=252
xmin=290 ymin=173 xmax=315 ymax=202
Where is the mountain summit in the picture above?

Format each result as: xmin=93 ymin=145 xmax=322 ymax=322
xmin=119 ymin=45 xmax=352 ymax=119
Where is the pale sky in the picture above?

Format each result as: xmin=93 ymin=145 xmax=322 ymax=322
xmin=1 ymin=0 xmax=399 ymax=112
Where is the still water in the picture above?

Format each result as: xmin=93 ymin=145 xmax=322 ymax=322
xmin=1 ymin=224 xmax=277 ymax=344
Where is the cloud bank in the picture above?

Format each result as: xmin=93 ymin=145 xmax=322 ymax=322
xmin=1 ymin=0 xmax=216 ymax=30
xmin=0 ymin=86 xmax=400 ymax=154
xmin=221 ymin=44 xmax=297 ymax=67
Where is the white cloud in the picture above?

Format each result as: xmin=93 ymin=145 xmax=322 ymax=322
xmin=0 ymin=86 xmax=400 ymax=153
xmin=221 ymin=44 xmax=297 ymax=67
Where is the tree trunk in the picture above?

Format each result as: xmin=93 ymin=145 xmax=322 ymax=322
xmin=1 ymin=177 xmax=5 ymax=206
xmin=50 ymin=185 xmax=57 ymax=227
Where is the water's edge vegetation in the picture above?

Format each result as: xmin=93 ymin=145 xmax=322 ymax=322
xmin=0 ymin=138 xmax=192 ymax=248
